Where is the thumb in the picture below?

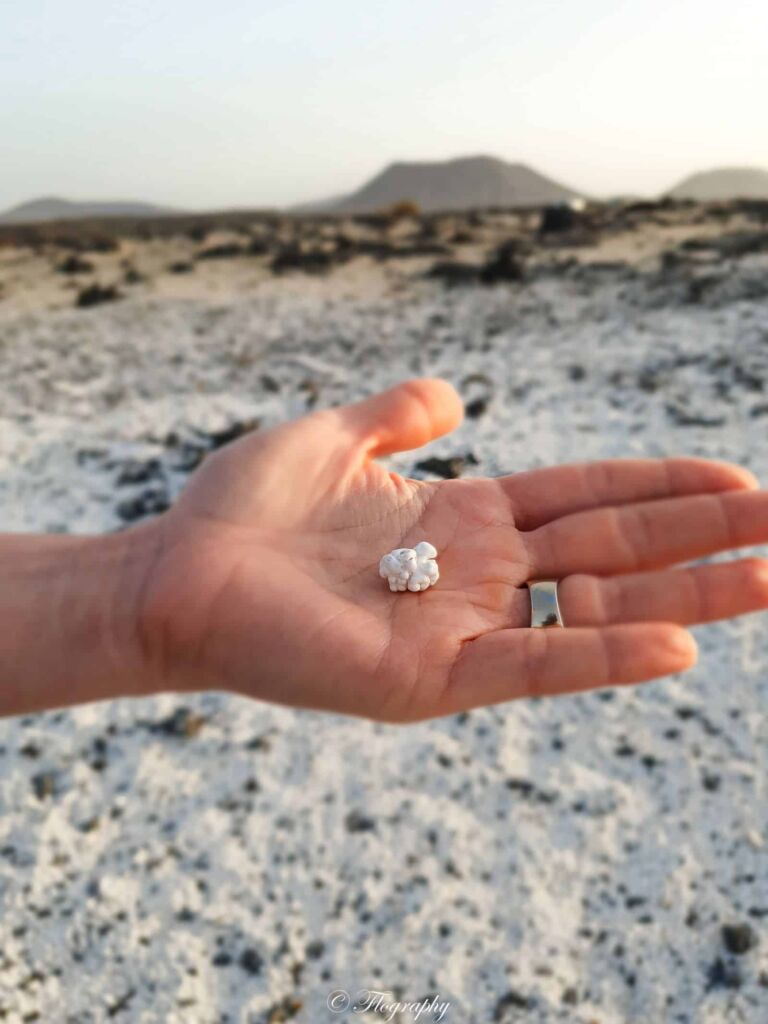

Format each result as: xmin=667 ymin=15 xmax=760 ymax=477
xmin=340 ymin=378 xmax=464 ymax=457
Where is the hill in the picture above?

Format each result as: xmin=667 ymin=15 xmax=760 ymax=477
xmin=666 ymin=167 xmax=768 ymax=201
xmin=304 ymin=155 xmax=584 ymax=213
xmin=0 ymin=196 xmax=175 ymax=224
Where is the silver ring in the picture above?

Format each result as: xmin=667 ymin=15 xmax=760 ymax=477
xmin=527 ymin=579 xmax=564 ymax=628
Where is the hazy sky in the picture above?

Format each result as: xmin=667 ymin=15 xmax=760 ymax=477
xmin=2 ymin=0 xmax=766 ymax=211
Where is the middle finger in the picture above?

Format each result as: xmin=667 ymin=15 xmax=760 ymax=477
xmin=526 ymin=489 xmax=768 ymax=577
xmin=556 ymin=558 xmax=768 ymax=627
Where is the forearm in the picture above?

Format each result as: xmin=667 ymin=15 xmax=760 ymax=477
xmin=0 ymin=524 xmax=162 ymax=717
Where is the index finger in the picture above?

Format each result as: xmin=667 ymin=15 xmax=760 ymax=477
xmin=501 ymin=457 xmax=758 ymax=531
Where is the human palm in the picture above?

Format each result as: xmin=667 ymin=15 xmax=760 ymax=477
xmin=141 ymin=379 xmax=768 ymax=722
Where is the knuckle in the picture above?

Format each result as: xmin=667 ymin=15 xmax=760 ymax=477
xmin=714 ymin=493 xmax=737 ymax=547
xmin=589 ymin=460 xmax=618 ymax=503
xmin=597 ymin=631 xmax=616 ymax=685
xmin=742 ymin=557 xmax=768 ymax=598
xmin=616 ymin=505 xmax=654 ymax=570
xmin=684 ymin=566 xmax=707 ymax=621
xmin=561 ymin=573 xmax=606 ymax=626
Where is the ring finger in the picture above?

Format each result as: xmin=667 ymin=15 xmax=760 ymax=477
xmin=525 ymin=489 xmax=768 ymax=578
xmin=520 ymin=557 xmax=768 ymax=627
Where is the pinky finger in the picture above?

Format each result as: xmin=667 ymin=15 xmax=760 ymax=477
xmin=445 ymin=622 xmax=697 ymax=714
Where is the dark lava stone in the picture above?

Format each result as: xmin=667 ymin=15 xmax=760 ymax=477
xmin=239 ymin=948 xmax=263 ymax=975
xmin=426 ymin=260 xmax=480 ymax=286
xmin=504 ymin=777 xmax=557 ymax=805
xmin=115 ymin=487 xmax=170 ymax=522
xmin=701 ymin=772 xmax=721 ymax=792
xmin=539 ymin=204 xmax=578 ymax=234
xmin=31 ymin=771 xmax=58 ymax=800
xmin=665 ymin=403 xmax=726 ymax=428
xmin=345 ymin=809 xmax=376 ymax=833
xmin=494 ymin=989 xmax=532 ymax=1018
xmin=123 ymin=265 xmax=144 ymax=285
xmin=57 ymin=254 xmax=94 ymax=275
xmin=706 ymin=956 xmax=742 ymax=990
xmin=205 ymin=418 xmax=260 ymax=449
xmin=76 ymin=283 xmax=121 ymax=308
xmin=271 ymin=245 xmax=336 ymax=275
xmin=480 ymin=241 xmax=524 ymax=284
xmin=414 ymin=453 xmax=479 ymax=479
xmin=116 ymin=458 xmax=164 ymax=486
xmin=152 ymin=707 xmax=206 ymax=738
xmin=465 ymin=396 xmax=489 ymax=418
xmin=722 ymin=923 xmax=759 ymax=955
xmin=170 ymin=442 xmax=207 ymax=473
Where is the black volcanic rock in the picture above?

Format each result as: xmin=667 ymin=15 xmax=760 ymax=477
xmin=204 ymin=418 xmax=260 ymax=449
xmin=539 ymin=204 xmax=579 ymax=233
xmin=116 ymin=458 xmax=164 ymax=486
xmin=721 ymin=923 xmax=759 ymax=955
xmin=76 ymin=283 xmax=121 ymax=308
xmin=414 ymin=453 xmax=479 ymax=479
xmin=271 ymin=245 xmax=337 ymax=275
xmin=479 ymin=241 xmax=525 ymax=284
xmin=427 ymin=261 xmax=481 ymax=286
xmin=116 ymin=486 xmax=170 ymax=522
xmin=57 ymin=254 xmax=94 ymax=275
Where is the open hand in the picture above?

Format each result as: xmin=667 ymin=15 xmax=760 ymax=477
xmin=139 ymin=379 xmax=768 ymax=722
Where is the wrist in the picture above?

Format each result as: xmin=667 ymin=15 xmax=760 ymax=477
xmin=0 ymin=521 xmax=165 ymax=717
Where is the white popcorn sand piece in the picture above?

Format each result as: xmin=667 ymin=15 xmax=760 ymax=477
xmin=379 ymin=542 xmax=439 ymax=592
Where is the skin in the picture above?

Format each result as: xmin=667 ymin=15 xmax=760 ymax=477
xmin=2 ymin=377 xmax=768 ymax=722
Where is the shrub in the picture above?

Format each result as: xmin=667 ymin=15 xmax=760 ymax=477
xmin=387 ymin=199 xmax=421 ymax=221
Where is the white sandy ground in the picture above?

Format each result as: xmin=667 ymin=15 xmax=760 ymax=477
xmin=0 ymin=244 xmax=767 ymax=1023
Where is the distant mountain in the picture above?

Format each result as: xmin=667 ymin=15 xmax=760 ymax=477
xmin=666 ymin=167 xmax=768 ymax=201
xmin=0 ymin=196 xmax=176 ymax=224
xmin=302 ymin=155 xmax=585 ymax=213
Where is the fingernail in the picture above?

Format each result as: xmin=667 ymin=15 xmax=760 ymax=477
xmin=671 ymin=629 xmax=698 ymax=669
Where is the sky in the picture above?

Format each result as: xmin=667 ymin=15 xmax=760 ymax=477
xmin=1 ymin=0 xmax=767 ymax=211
